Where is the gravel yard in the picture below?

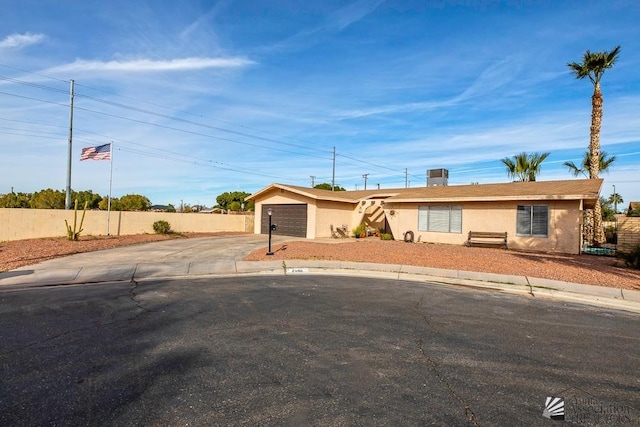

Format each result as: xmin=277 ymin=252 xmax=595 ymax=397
xmin=244 ymin=238 xmax=640 ymax=290
xmin=1 ymin=234 xmax=638 ymax=290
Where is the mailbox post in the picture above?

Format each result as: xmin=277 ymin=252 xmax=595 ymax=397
xmin=267 ymin=207 xmax=274 ymax=255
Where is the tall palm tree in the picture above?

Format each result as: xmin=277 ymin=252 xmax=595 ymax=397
xmin=567 ymin=45 xmax=620 ymax=244
xmin=501 ymin=152 xmax=550 ymax=182
xmin=563 ymin=151 xmax=616 ymax=177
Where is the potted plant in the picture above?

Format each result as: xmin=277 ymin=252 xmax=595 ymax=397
xmin=352 ymin=222 xmax=366 ymax=238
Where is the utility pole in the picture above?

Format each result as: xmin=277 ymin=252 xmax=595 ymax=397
xmin=362 ymin=173 xmax=369 ymax=190
xmin=310 ymin=175 xmax=315 ymax=187
xmin=405 ymin=168 xmax=408 ymax=188
xmin=65 ymin=79 xmax=75 ymax=210
xmin=377 ymin=183 xmax=380 ymax=190
xmin=331 ymin=147 xmax=336 ymax=191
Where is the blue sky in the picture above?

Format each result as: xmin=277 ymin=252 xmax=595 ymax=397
xmin=1 ymin=0 xmax=638 ymax=208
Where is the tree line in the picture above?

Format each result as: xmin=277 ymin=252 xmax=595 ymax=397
xmin=0 ymin=189 xmax=259 ymax=212
xmin=0 ymin=189 xmax=152 ymax=211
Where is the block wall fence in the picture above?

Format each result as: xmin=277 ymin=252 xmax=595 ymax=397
xmin=617 ymin=217 xmax=640 ymax=253
xmin=0 ymin=208 xmax=254 ymax=242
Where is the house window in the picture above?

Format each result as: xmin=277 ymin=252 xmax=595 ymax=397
xmin=418 ymin=205 xmax=462 ymax=233
xmin=517 ymin=205 xmax=548 ymax=237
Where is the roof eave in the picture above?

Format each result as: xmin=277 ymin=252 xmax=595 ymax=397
xmin=387 ymin=195 xmax=599 ymax=203
xmin=246 ymin=183 xmax=361 ymax=203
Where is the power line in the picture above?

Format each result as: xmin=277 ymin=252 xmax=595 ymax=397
xmin=74 ymin=91 xmax=332 ymax=156
xmin=0 ymin=75 xmax=68 ymax=95
xmin=0 ymin=89 xmax=68 ymax=108
xmin=0 ymin=126 xmax=303 ymax=181
xmin=0 ymin=68 xmax=423 ymax=177
xmin=0 ymin=63 xmax=69 ymax=84
xmin=1 ymin=74 xmax=331 ymax=158
xmin=74 ymin=80 xmax=337 ymax=152
xmin=73 ymin=104 xmax=332 ymax=160
xmin=115 ymin=146 xmax=287 ymax=179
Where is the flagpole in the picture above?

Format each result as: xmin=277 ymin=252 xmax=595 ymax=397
xmin=107 ymin=142 xmax=113 ymax=235
xmin=65 ymin=79 xmax=75 ymax=209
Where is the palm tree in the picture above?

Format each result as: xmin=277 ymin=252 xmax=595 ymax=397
xmin=608 ymin=192 xmax=623 ymax=213
xmin=568 ymin=45 xmax=620 ymax=244
xmin=563 ymin=151 xmax=616 ymax=177
xmin=501 ymin=152 xmax=550 ymax=182
xmin=564 ymin=150 xmax=616 ymax=244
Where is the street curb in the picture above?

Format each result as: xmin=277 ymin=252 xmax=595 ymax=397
xmin=2 ymin=260 xmax=639 ymax=313
xmin=238 ymin=260 xmax=640 ymax=314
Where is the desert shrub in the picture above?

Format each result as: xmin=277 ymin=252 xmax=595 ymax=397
xmin=153 ymin=220 xmax=171 ymax=234
xmin=618 ymin=244 xmax=640 ymax=269
xmin=380 ymin=233 xmax=393 ymax=240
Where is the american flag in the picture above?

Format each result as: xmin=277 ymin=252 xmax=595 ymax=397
xmin=80 ymin=143 xmax=111 ymax=161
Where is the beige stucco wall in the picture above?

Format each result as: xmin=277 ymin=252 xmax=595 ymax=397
xmin=253 ymin=189 xmax=318 ymax=238
xmin=383 ymin=200 xmax=583 ymax=254
xmin=618 ymin=217 xmax=640 ymax=253
xmin=316 ymin=200 xmax=355 ymax=238
xmin=0 ymin=208 xmax=253 ymax=241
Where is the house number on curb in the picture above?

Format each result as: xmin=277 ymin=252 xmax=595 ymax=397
xmin=287 ymin=268 xmax=309 ymax=274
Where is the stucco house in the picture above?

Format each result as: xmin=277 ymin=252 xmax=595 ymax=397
xmin=245 ymin=178 xmax=603 ymax=254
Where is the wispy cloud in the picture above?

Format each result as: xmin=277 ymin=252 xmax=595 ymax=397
xmin=42 ymin=57 xmax=255 ymax=75
xmin=0 ymin=32 xmax=45 ymax=49
xmin=453 ymin=58 xmax=520 ymax=103
xmin=327 ymin=0 xmax=387 ymax=32
xmin=179 ymin=0 xmax=231 ymax=42
xmin=260 ymin=0 xmax=386 ymax=54
xmin=333 ymin=100 xmax=451 ymax=120
xmin=334 ymin=57 xmax=522 ymax=119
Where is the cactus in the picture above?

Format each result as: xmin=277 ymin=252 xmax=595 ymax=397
xmin=64 ymin=199 xmax=88 ymax=241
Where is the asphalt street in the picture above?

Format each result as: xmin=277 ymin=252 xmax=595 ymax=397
xmin=1 ymin=275 xmax=638 ymax=426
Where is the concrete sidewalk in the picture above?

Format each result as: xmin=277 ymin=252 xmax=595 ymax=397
xmin=1 ymin=235 xmax=639 ymax=314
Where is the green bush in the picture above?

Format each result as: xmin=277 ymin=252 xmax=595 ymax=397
xmin=352 ymin=222 xmax=366 ymax=238
xmin=380 ymin=233 xmax=393 ymax=240
xmin=618 ymin=244 xmax=640 ymax=269
xmin=153 ymin=220 xmax=171 ymax=234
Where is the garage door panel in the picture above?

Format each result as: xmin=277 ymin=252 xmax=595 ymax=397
xmin=261 ymin=204 xmax=307 ymax=238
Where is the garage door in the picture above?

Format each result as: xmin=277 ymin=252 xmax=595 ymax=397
xmin=261 ymin=204 xmax=307 ymax=238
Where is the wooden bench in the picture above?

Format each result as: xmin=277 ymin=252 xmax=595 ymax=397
xmin=467 ymin=231 xmax=508 ymax=249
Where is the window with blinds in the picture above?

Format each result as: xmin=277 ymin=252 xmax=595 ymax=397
xmin=418 ymin=206 xmax=462 ymax=233
xmin=516 ymin=205 xmax=548 ymax=237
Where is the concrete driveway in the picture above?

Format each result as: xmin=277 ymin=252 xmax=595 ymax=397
xmin=26 ymin=234 xmax=297 ymax=268
xmin=0 ymin=234 xmax=298 ymax=289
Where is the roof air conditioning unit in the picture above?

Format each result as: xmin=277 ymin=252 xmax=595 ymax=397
xmin=426 ymin=168 xmax=448 ymax=187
